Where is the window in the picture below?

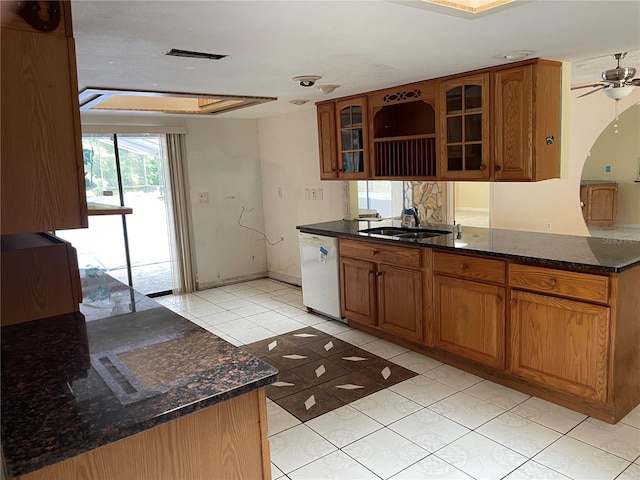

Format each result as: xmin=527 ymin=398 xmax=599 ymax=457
xmin=357 ymin=181 xmax=405 ymax=218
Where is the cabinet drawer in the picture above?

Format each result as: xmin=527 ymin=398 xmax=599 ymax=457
xmin=433 ymin=251 xmax=505 ymax=284
xmin=340 ymin=238 xmax=421 ymax=268
xmin=509 ymin=264 xmax=609 ymax=304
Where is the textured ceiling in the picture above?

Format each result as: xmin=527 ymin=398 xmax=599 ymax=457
xmin=72 ymin=0 xmax=640 ymax=119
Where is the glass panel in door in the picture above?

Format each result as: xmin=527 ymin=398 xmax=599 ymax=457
xmin=339 ymin=105 xmax=365 ymax=173
xmin=58 ymin=134 xmax=175 ymax=296
xmin=443 ymin=78 xmax=486 ymax=175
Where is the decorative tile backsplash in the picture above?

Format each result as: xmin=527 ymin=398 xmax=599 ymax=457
xmin=404 ymin=181 xmax=447 ymax=224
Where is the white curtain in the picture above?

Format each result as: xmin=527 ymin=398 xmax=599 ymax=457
xmin=161 ymin=134 xmax=195 ymax=294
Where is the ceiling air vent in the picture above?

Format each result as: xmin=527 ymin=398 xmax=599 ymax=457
xmin=165 ymin=49 xmax=227 ymax=60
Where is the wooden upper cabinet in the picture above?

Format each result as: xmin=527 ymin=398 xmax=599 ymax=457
xmin=493 ymin=61 xmax=561 ymax=181
xmin=317 ymin=103 xmax=338 ymax=179
xmin=335 ymin=97 xmax=370 ymax=179
xmin=369 ymin=81 xmax=438 ymax=179
xmin=315 ymin=59 xmax=562 ymax=182
xmin=1 ymin=0 xmax=88 ymax=234
xmin=439 ymin=73 xmax=491 ymax=180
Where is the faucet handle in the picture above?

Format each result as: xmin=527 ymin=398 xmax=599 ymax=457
xmin=412 ymin=206 xmax=421 ymax=226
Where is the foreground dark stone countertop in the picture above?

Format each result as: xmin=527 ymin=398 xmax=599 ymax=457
xmin=297 ymin=219 xmax=640 ymax=273
xmin=1 ymin=275 xmax=278 ymax=477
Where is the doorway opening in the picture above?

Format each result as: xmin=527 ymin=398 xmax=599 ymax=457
xmin=58 ymin=134 xmax=175 ymax=296
xmin=452 ymin=182 xmax=491 ymax=227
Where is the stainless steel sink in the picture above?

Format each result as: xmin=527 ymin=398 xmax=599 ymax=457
xmin=359 ymin=226 xmax=451 ymax=238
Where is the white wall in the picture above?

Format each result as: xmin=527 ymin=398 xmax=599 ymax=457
xmin=492 ymin=87 xmax=640 ymax=235
xmin=81 ymin=114 xmax=268 ymax=290
xmin=185 ymin=119 xmax=268 ymax=288
xmin=258 ymin=108 xmax=345 ymax=285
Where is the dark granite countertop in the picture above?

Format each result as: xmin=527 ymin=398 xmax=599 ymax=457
xmin=1 ymin=274 xmax=278 ymax=477
xmin=297 ymin=219 xmax=640 ymax=273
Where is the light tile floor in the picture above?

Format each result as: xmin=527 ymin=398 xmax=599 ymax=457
xmin=158 ymin=278 xmax=640 ymax=480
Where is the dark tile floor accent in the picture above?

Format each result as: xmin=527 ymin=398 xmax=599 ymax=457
xmin=246 ymin=327 xmax=418 ymax=422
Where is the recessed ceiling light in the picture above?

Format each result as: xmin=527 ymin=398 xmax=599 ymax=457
xmin=289 ymin=99 xmax=309 ymax=106
xmin=317 ymin=85 xmax=340 ymax=94
xmin=501 ymin=50 xmax=534 ymax=61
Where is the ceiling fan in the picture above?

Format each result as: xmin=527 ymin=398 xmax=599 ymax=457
xmin=572 ymin=52 xmax=640 ymax=100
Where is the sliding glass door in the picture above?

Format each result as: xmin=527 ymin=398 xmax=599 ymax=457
xmin=59 ymin=133 xmax=175 ymax=296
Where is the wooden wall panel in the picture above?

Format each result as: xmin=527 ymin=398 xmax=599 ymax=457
xmin=15 ymin=389 xmax=271 ymax=480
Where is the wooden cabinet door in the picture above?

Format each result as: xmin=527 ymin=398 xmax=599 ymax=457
xmin=493 ymin=66 xmax=533 ymax=181
xmin=378 ymin=264 xmax=423 ymax=342
xmin=510 ymin=290 xmax=609 ymax=403
xmin=434 ymin=275 xmax=505 ymax=368
xmin=317 ymin=103 xmax=338 ymax=180
xmin=335 ymin=97 xmax=369 ymax=179
xmin=439 ymin=73 xmax=490 ymax=180
xmin=583 ymin=184 xmax=618 ymax=226
xmin=1 ymin=3 xmax=87 ymax=234
xmin=340 ymin=256 xmax=377 ymax=326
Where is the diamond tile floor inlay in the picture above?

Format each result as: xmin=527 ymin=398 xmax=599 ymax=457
xmin=245 ymin=327 xmax=418 ymax=422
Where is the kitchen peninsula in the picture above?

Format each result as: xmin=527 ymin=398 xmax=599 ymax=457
xmin=297 ymin=219 xmax=640 ymax=424
xmin=1 ymin=275 xmax=278 ymax=480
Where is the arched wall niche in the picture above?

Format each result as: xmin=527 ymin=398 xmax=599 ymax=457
xmin=580 ymin=103 xmax=640 ymax=230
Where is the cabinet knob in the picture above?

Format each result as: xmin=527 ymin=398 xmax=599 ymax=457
xmin=460 ymin=263 xmax=468 ymax=270
xmin=372 ymin=250 xmax=378 ymax=255
xmin=548 ymin=278 xmax=558 ymax=287
xmin=376 ymin=271 xmax=382 ymax=277
xmin=495 ymin=165 xmax=502 ymax=172
xmin=479 ymin=164 xmax=487 ymax=171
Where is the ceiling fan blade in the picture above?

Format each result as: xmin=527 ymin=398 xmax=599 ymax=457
xmin=630 ymin=78 xmax=640 ymax=86
xmin=571 ymin=83 xmax=605 ymax=90
xmin=577 ymin=86 xmax=606 ymax=98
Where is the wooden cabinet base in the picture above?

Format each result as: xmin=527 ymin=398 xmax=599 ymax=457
xmin=13 ymin=389 xmax=272 ymax=480
xmin=1 ymin=233 xmax=82 ymax=326
xmin=347 ymin=320 xmax=633 ymax=424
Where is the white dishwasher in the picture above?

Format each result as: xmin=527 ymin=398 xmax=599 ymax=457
xmin=298 ymin=232 xmax=345 ymax=322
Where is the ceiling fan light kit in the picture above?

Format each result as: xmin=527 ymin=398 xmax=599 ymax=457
xmin=572 ymin=52 xmax=639 ymax=100
xmin=603 ymin=85 xmax=634 ymax=100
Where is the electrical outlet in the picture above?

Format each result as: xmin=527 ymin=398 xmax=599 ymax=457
xmin=343 ymin=202 xmax=349 ymax=217
xmin=546 ymin=222 xmax=552 ymax=230
xmin=199 ymin=192 xmax=209 ymax=203
xmin=605 ymin=165 xmax=611 ymax=173
xmin=342 ymin=185 xmax=349 ymax=199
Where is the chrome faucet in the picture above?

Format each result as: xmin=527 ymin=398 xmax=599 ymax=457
xmin=412 ymin=205 xmax=421 ymax=228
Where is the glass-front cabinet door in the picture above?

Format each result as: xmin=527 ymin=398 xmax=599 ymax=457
xmin=439 ymin=74 xmax=490 ymax=180
xmin=335 ymin=97 xmax=369 ymax=178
